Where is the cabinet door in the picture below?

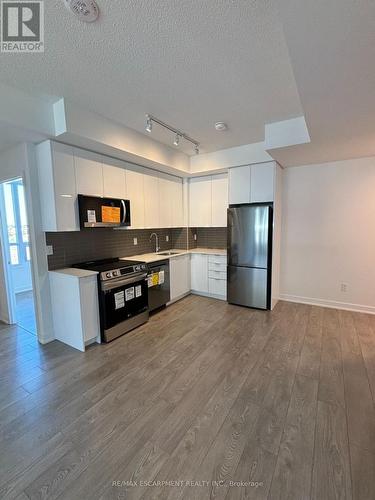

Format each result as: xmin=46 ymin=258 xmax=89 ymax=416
xmin=228 ymin=166 xmax=251 ymax=204
xmin=74 ymin=149 xmax=103 ymax=197
xmin=250 ymin=163 xmax=275 ymax=202
xmin=170 ymin=254 xmax=191 ymax=301
xmin=103 ymin=163 xmax=126 ymax=199
xmin=211 ymin=173 xmax=228 ymax=227
xmin=126 ymin=167 xmax=145 ymax=229
xmin=190 ymin=254 xmax=208 ymax=293
xmin=158 ymin=173 xmax=172 ymax=228
xmin=171 ymin=177 xmax=184 ymax=227
xmin=144 ymin=172 xmax=160 ymax=228
xmin=53 ymin=143 xmax=80 ymax=231
xmin=189 ymin=177 xmax=212 ymax=227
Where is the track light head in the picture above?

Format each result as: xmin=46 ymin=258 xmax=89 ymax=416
xmin=174 ymin=134 xmax=180 ymax=146
xmin=146 ymin=116 xmax=152 ymax=133
xmin=195 ymin=144 xmax=200 ymax=155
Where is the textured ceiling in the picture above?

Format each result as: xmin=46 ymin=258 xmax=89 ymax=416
xmin=0 ymin=0 xmax=303 ymax=154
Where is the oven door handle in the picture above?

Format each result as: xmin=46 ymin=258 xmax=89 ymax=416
xmin=101 ymin=272 xmax=148 ymax=291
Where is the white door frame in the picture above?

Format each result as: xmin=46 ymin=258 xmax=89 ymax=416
xmin=0 ymin=176 xmax=36 ymax=329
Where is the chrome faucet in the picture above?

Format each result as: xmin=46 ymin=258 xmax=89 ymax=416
xmin=150 ymin=232 xmax=160 ymax=253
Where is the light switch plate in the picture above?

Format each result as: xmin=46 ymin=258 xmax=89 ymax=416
xmin=46 ymin=245 xmax=54 ymax=256
xmin=166 ymin=235 xmax=169 ymax=242
xmin=194 ymin=234 xmax=197 ymax=241
xmin=133 ymin=238 xmax=138 ymax=245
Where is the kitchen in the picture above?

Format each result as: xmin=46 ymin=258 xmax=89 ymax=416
xmin=40 ymin=140 xmax=279 ymax=350
xmin=0 ymin=1 xmax=374 ymax=499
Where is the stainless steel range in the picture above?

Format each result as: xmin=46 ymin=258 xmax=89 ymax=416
xmin=74 ymin=258 xmax=149 ymax=342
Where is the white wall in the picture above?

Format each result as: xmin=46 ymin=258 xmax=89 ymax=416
xmin=0 ymin=143 xmax=54 ymax=341
xmin=280 ymin=156 xmax=375 ymax=313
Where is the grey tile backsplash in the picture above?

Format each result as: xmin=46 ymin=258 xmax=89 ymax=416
xmin=195 ymin=227 xmax=227 ymax=249
xmin=46 ymin=226 xmax=227 ymax=270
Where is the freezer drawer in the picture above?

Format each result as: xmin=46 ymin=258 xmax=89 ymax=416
xmin=227 ymin=266 xmax=269 ymax=309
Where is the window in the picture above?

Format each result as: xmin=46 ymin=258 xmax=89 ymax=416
xmin=2 ymin=179 xmax=30 ymax=266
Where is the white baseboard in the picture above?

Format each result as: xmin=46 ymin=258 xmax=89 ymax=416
xmin=279 ymin=294 xmax=375 ymax=315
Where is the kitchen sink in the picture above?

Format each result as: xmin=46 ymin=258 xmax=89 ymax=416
xmin=157 ymin=251 xmax=181 ymax=256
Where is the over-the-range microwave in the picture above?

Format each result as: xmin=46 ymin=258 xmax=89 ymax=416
xmin=78 ymin=195 xmax=131 ymax=229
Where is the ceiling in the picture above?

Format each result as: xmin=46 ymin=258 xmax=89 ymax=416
xmin=270 ymin=0 xmax=375 ymax=166
xmin=0 ymin=0 xmax=302 ymax=155
xmin=0 ymin=1 xmax=374 ymax=165
xmin=0 ymin=123 xmax=44 ymax=153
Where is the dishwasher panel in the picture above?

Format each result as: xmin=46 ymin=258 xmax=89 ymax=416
xmin=147 ymin=259 xmax=171 ymax=312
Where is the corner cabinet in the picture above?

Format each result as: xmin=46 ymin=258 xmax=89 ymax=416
xmin=36 ymin=141 xmax=80 ymax=232
xmin=189 ymin=174 xmax=228 ymax=228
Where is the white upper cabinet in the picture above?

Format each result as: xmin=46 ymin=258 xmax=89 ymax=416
xmin=189 ymin=176 xmax=212 ymax=227
xmin=144 ymin=171 xmax=159 ymax=228
xmin=250 ymin=163 xmax=275 ymax=203
xmin=74 ymin=149 xmax=103 ymax=197
xmin=36 ymin=141 xmax=79 ymax=232
xmin=211 ymin=174 xmax=228 ymax=227
xmin=102 ymin=160 xmax=126 ymax=199
xmin=170 ymin=177 xmax=184 ymax=228
xmin=229 ymin=165 xmax=251 ymax=204
xmin=125 ymin=167 xmax=145 ymax=229
xmin=229 ymin=162 xmax=275 ymax=204
xmin=158 ymin=173 xmax=173 ymax=228
xmin=36 ymin=141 xmax=186 ymax=232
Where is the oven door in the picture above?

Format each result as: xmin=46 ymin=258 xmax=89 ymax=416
xmin=100 ymin=272 xmax=148 ymax=341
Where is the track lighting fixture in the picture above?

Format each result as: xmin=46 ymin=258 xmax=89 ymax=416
xmin=145 ymin=114 xmax=199 ymax=155
xmin=146 ymin=115 xmax=152 ymax=133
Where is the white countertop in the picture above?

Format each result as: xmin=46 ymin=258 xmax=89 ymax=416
xmin=122 ymin=250 xmax=189 ymax=263
xmin=51 ymin=249 xmax=227 ymax=275
xmin=122 ymin=248 xmax=227 ymax=264
xmin=49 ymin=268 xmax=99 ymax=278
xmin=190 ymin=248 xmax=227 ymax=256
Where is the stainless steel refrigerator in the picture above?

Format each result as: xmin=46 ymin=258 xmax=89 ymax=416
xmin=227 ymin=204 xmax=272 ymax=310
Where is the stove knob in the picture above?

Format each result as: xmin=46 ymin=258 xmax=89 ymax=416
xmin=106 ymin=272 xmax=112 ymax=279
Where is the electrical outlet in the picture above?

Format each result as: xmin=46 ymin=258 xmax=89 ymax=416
xmin=194 ymin=233 xmax=197 ymax=241
xmin=46 ymin=245 xmax=54 ymax=256
xmin=340 ymin=282 xmax=348 ymax=293
xmin=133 ymin=238 xmax=138 ymax=246
xmin=166 ymin=235 xmax=169 ymax=242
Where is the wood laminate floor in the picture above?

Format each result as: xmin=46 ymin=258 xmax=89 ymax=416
xmin=0 ymin=296 xmax=374 ymax=500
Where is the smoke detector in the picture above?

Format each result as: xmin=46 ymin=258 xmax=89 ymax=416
xmin=214 ymin=122 xmax=228 ymax=131
xmin=64 ymin=0 xmax=99 ymax=23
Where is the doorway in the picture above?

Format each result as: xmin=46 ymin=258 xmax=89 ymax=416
xmin=0 ymin=177 xmax=37 ymax=335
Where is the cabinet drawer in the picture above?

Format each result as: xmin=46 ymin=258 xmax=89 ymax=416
xmin=208 ymin=270 xmax=226 ymax=280
xmin=208 ymin=262 xmax=226 ymax=272
xmin=208 ymin=255 xmax=227 ymax=264
xmin=208 ymin=277 xmax=227 ymax=297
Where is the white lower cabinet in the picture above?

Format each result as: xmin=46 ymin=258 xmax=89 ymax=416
xmin=170 ymin=254 xmax=191 ymax=302
xmin=190 ymin=253 xmax=209 ymax=293
xmin=49 ymin=270 xmax=101 ymax=352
